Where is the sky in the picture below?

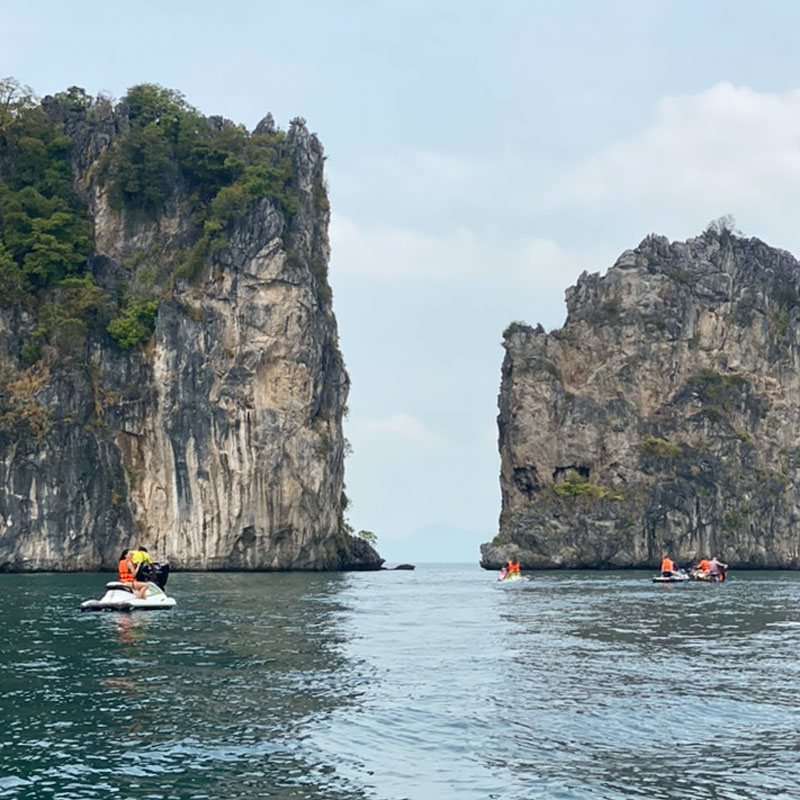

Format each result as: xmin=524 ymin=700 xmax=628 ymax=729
xmin=7 ymin=0 xmax=800 ymax=562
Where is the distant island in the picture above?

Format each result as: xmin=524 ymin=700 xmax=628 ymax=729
xmin=483 ymin=223 xmax=800 ymax=569
xmin=0 ymin=79 xmax=382 ymax=572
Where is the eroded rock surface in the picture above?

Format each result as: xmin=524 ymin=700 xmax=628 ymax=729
xmin=482 ymin=231 xmax=800 ymax=569
xmin=0 ymin=93 xmax=382 ymax=571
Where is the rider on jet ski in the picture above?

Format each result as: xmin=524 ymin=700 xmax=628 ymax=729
xmin=660 ymin=555 xmax=678 ymax=577
xmin=118 ymin=549 xmax=148 ymax=599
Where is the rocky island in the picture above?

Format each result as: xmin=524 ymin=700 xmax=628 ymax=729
xmin=482 ymin=225 xmax=800 ymax=569
xmin=0 ymin=81 xmax=382 ymax=571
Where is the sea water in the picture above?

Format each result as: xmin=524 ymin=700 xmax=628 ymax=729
xmin=1 ymin=565 xmax=799 ymax=799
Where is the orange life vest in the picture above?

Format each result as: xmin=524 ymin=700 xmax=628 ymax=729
xmin=509 ymin=560 xmax=520 ymax=573
xmin=699 ymin=559 xmax=710 ymax=571
xmin=661 ymin=557 xmax=675 ymax=572
xmin=118 ymin=558 xmax=135 ymax=583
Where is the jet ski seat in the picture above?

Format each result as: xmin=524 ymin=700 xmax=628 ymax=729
xmin=105 ymin=581 xmax=135 ymax=592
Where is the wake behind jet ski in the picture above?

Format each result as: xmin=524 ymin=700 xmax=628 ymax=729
xmin=80 ymin=556 xmax=175 ymax=612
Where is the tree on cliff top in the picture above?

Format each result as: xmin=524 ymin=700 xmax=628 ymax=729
xmin=102 ymin=83 xmax=299 ymax=223
xmin=0 ymin=77 xmax=93 ymax=294
xmin=705 ymin=214 xmax=741 ymax=237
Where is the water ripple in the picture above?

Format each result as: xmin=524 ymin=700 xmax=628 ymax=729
xmin=1 ymin=568 xmax=799 ymax=799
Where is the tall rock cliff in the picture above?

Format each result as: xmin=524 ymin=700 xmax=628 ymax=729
xmin=0 ymin=83 xmax=382 ymax=571
xmin=482 ymin=228 xmax=800 ymax=569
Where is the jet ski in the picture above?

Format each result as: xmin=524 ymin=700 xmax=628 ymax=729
xmin=80 ymin=562 xmax=176 ymax=611
xmin=652 ymin=571 xmax=690 ymax=583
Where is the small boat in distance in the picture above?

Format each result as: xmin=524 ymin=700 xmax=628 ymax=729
xmin=497 ymin=564 xmax=522 ymax=582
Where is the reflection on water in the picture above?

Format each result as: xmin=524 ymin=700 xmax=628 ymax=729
xmin=0 ymin=572 xmax=369 ymax=800
xmin=1 ymin=568 xmax=799 ymax=799
xmin=487 ymin=573 xmax=800 ymax=800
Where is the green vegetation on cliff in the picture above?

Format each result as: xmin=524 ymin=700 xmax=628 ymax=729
xmin=0 ymin=79 xmax=93 ymax=298
xmin=0 ymin=78 xmax=313 ymax=362
xmin=106 ymin=298 xmax=160 ymax=349
xmin=103 ymin=84 xmax=299 ymax=220
xmin=0 ymin=78 xmax=110 ymax=385
xmin=101 ymin=83 xmax=302 ymax=281
xmin=552 ymin=472 xmax=623 ymax=501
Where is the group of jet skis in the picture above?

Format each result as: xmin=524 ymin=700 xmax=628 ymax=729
xmin=78 ymin=548 xmax=729 ymax=608
xmin=494 ymin=554 xmax=728 ymax=584
xmin=652 ymin=555 xmax=728 ymax=584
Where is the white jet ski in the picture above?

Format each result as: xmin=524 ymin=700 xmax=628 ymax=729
xmin=651 ymin=571 xmax=690 ymax=584
xmin=80 ymin=562 xmax=176 ymax=611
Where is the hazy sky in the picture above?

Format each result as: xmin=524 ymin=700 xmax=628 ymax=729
xmin=7 ymin=1 xmax=800 ymax=562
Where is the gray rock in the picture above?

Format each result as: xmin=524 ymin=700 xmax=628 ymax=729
xmin=482 ymin=230 xmax=800 ymax=570
xmin=253 ymin=113 xmax=276 ymax=136
xmin=0 ymin=92 xmax=383 ymax=572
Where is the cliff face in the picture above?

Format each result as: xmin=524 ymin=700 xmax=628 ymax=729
xmin=0 ymin=88 xmax=382 ymax=571
xmin=482 ymin=230 xmax=800 ymax=569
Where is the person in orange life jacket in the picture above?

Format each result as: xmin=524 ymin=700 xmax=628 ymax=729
xmin=507 ymin=559 xmax=520 ymax=575
xmin=660 ymin=555 xmax=677 ymax=576
xmin=697 ymin=558 xmax=711 ymax=573
xmin=118 ymin=549 xmax=147 ymax=599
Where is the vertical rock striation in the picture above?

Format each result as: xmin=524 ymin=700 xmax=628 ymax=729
xmin=482 ymin=230 xmax=800 ymax=569
xmin=0 ymin=88 xmax=382 ymax=571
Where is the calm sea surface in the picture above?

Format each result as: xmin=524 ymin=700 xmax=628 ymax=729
xmin=1 ymin=565 xmax=799 ymax=799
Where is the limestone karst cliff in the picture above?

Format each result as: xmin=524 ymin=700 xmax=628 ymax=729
xmin=0 ymin=82 xmax=383 ymax=571
xmin=481 ymin=228 xmax=800 ymax=569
